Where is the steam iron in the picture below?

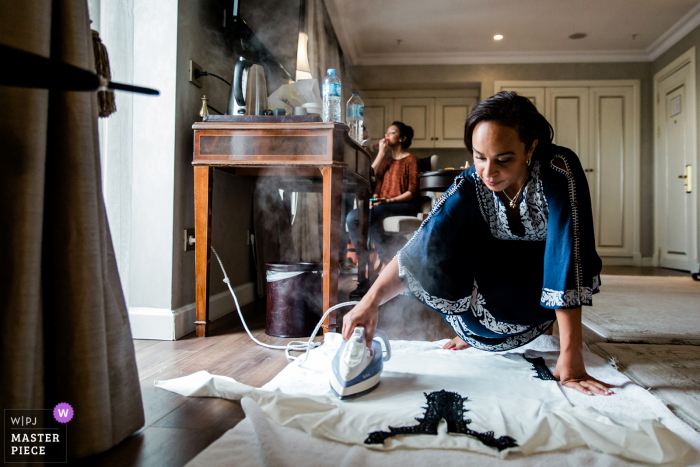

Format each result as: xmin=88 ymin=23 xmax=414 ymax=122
xmin=330 ymin=327 xmax=391 ymax=400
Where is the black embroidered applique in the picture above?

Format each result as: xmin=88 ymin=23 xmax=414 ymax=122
xmin=524 ymin=356 xmax=556 ymax=380
xmin=364 ymin=390 xmax=518 ymax=451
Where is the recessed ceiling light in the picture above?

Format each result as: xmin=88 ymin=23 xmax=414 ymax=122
xmin=494 ymin=34 xmax=503 ymax=41
xmin=569 ymin=33 xmax=587 ymax=40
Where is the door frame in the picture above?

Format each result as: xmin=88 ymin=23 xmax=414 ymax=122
xmin=494 ymin=80 xmax=642 ymax=266
xmin=653 ymin=47 xmax=699 ymax=272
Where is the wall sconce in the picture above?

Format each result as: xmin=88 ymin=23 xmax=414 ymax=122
xmin=296 ymin=32 xmax=312 ymax=80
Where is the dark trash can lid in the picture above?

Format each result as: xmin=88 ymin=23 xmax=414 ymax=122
xmin=266 ymin=262 xmax=322 ymax=273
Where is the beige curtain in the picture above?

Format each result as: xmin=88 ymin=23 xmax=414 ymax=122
xmin=307 ymin=0 xmax=355 ymax=103
xmin=0 ymin=0 xmax=144 ymax=460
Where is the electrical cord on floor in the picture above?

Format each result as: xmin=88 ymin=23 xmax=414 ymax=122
xmin=211 ymin=246 xmax=359 ymax=364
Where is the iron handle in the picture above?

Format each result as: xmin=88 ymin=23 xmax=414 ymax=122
xmin=679 ymin=175 xmax=687 ymax=179
xmin=584 ymin=168 xmax=594 ymax=173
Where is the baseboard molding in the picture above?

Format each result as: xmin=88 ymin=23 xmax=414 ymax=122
xmin=129 ymin=281 xmax=257 ymax=340
xmin=600 ymin=256 xmax=635 ymax=266
xmin=641 ymin=256 xmax=658 ymax=267
xmin=632 ymin=252 xmax=642 ymax=266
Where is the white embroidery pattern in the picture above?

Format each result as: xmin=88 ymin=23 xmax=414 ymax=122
xmin=400 ymin=256 xmax=535 ymax=335
xmin=399 ymin=257 xmax=472 ymax=315
xmin=451 ymin=319 xmax=555 ymax=352
xmin=470 ymin=280 xmax=530 ymax=335
xmin=540 ymin=274 xmax=601 ymax=308
xmin=473 ymin=161 xmax=548 ymax=241
xmin=443 ymin=314 xmax=477 ymax=336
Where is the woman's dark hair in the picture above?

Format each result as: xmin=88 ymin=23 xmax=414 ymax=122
xmin=390 ymin=121 xmax=414 ymax=149
xmin=464 ymin=91 xmax=553 ymax=158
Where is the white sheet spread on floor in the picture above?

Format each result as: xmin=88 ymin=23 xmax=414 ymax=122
xmin=156 ymin=334 xmax=690 ymax=464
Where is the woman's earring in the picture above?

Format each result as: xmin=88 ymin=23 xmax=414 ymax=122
xmin=527 ymin=158 xmax=531 ymax=167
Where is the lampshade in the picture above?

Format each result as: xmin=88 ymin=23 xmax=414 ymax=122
xmin=296 ymin=32 xmax=310 ymax=74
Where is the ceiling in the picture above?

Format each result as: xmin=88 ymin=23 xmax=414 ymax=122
xmin=324 ymin=0 xmax=700 ymax=65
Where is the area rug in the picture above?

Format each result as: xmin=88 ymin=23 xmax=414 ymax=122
xmin=592 ymin=343 xmax=700 ymax=433
xmin=156 ymin=335 xmax=700 ymax=466
xmin=583 ymin=275 xmax=700 ymax=344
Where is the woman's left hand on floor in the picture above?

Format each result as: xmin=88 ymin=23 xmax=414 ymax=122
xmin=554 ymin=351 xmax=614 ymax=395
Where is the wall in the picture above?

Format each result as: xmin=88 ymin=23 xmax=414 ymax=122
xmin=89 ymin=0 xmax=134 ymax=303
xmin=129 ymin=0 xmax=179 ymax=310
xmin=652 ymin=22 xmax=700 ymax=268
xmin=351 ymin=62 xmax=655 ymax=257
xmin=172 ymin=0 xmax=256 ymax=311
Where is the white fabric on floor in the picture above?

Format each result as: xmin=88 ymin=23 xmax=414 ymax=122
xmin=157 ymin=335 xmax=699 ymax=465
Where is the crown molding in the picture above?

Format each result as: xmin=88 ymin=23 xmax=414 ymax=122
xmin=354 ymin=50 xmax=651 ymax=66
xmin=646 ymin=2 xmax=700 ymax=61
xmin=326 ymin=0 xmax=700 ymax=66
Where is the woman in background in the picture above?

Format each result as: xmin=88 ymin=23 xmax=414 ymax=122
xmin=346 ymin=122 xmax=420 ymax=296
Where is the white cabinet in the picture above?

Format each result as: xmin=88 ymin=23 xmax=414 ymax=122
xmin=363 ymin=91 xmax=478 ymax=149
xmin=394 ymin=98 xmax=435 ymax=148
xmin=495 ymin=81 xmax=640 ymax=264
xmin=362 ymin=98 xmax=393 ymax=148
xmin=435 ymin=98 xmax=475 ymax=148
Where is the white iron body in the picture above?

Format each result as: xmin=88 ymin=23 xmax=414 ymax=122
xmin=330 ymin=327 xmax=391 ymax=399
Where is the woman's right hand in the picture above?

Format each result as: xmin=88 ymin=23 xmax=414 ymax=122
xmin=342 ymin=297 xmax=380 ymax=348
xmin=377 ymin=138 xmax=389 ymax=154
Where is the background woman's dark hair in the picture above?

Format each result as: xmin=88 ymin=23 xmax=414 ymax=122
xmin=464 ymin=91 xmax=553 ymax=158
xmin=391 ymin=121 xmax=414 ymax=150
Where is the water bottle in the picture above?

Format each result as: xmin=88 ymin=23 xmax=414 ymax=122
xmin=346 ymin=91 xmax=364 ymax=143
xmin=322 ymin=69 xmax=342 ymax=123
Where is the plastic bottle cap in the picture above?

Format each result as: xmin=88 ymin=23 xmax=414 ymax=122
xmin=352 ymin=91 xmax=359 ymax=95
xmin=327 ymin=69 xmax=337 ymax=75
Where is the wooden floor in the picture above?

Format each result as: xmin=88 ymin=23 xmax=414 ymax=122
xmin=72 ymin=266 xmax=693 ymax=466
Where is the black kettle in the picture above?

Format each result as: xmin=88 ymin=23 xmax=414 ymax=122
xmin=227 ymin=57 xmax=267 ymax=115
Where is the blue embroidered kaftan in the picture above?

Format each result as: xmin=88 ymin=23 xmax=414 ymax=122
xmin=397 ymin=145 xmax=602 ymax=351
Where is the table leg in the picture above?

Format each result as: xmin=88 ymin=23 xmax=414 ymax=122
xmin=321 ymin=166 xmax=343 ymax=333
xmin=194 ymin=166 xmax=213 ymax=337
xmin=356 ymin=189 xmax=371 ymax=283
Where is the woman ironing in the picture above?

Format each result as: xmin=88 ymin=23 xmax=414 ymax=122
xmin=342 ymin=92 xmax=613 ymax=396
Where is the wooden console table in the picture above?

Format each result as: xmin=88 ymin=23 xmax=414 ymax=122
xmin=192 ymin=122 xmax=372 ymax=337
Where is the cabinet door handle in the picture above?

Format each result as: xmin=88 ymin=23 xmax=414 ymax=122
xmin=584 ymin=168 xmax=594 ymax=173
xmin=680 ymin=165 xmax=692 ymax=193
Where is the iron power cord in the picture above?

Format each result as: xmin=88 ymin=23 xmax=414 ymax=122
xmin=211 ymin=246 xmax=359 ymax=364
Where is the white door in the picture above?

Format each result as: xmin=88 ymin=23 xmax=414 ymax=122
xmin=394 ymin=98 xmax=435 ymax=148
xmin=434 ymin=97 xmax=476 ymax=148
xmin=544 ymin=88 xmax=591 ymax=185
xmin=590 ymin=86 xmax=635 ymax=258
xmin=544 ymin=87 xmax=597 ymax=232
xmin=658 ymin=63 xmax=696 ymax=271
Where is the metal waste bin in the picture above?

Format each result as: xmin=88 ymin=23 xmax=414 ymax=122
xmin=265 ymin=262 xmax=322 ymax=337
